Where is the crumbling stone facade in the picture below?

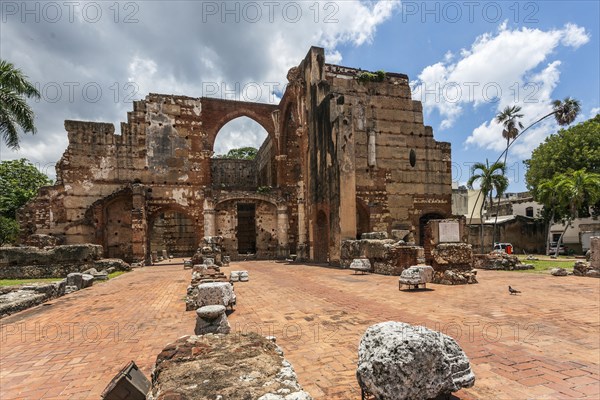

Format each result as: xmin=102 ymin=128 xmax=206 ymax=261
xmin=19 ymin=47 xmax=452 ymax=264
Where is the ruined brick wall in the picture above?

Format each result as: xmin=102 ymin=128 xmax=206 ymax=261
xmin=19 ymin=46 xmax=453 ymax=265
xmin=211 ymin=159 xmax=257 ymax=190
xmin=324 ymin=64 xmax=452 ymax=247
xmin=215 ymin=199 xmax=278 ymax=259
xmin=149 ymin=211 xmax=198 ymax=257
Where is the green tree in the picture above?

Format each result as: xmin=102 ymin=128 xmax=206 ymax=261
xmin=467 ymin=160 xmax=508 ymax=253
xmin=0 ymin=60 xmax=40 ymax=149
xmin=0 ymin=159 xmax=52 ymax=219
xmin=0 ymin=216 xmax=19 ymax=246
xmin=526 ymin=114 xmax=600 ymax=199
xmin=536 ymin=175 xmax=568 ymax=255
xmin=214 ymin=146 xmax=258 ymax=160
xmin=552 ymin=170 xmax=600 ymax=256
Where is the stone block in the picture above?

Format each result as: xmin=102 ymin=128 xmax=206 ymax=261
xmin=399 ymin=265 xmax=433 ymax=286
xmin=349 ymin=259 xmax=371 ymax=273
xmin=361 ymin=232 xmax=388 ymax=240
xmin=195 ymin=305 xmax=230 ymax=335
xmin=196 ymin=282 xmax=236 ymax=308
xmin=357 ymin=322 xmax=475 ymax=400
xmin=147 ymin=333 xmax=312 ymax=400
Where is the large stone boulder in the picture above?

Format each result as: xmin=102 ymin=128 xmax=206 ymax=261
xmin=399 ymin=265 xmax=433 ymax=286
xmin=550 ymin=267 xmax=569 ymax=276
xmin=357 ymin=322 xmax=475 ymax=400
xmin=93 ymin=258 xmax=131 ymax=272
xmin=147 ymin=333 xmax=312 ymax=400
xmin=196 ymin=282 xmax=236 ymax=309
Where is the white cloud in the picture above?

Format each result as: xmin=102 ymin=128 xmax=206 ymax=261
xmin=561 ymin=23 xmax=591 ymax=48
xmin=1 ymin=0 xmax=401 ymax=164
xmin=590 ymin=107 xmax=600 ymax=117
xmin=412 ymin=23 xmax=590 ymax=129
xmin=410 ymin=22 xmax=589 ymax=163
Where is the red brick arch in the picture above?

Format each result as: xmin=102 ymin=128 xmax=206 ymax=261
xmin=200 ymin=98 xmax=278 ymax=151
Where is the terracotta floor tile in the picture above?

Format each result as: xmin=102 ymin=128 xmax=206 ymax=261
xmin=1 ymin=260 xmax=599 ymax=399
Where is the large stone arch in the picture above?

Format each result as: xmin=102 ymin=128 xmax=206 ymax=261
xmin=200 ymin=98 xmax=278 ymax=152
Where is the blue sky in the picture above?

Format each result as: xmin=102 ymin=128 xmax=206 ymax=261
xmin=1 ymin=1 xmax=598 ymax=192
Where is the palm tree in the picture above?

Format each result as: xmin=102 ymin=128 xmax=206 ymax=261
xmin=493 ymin=105 xmax=524 ymax=243
xmin=0 ymin=60 xmax=40 ymax=149
xmin=467 ymin=160 xmax=508 ymax=253
xmin=553 ymin=169 xmax=600 ymax=257
xmin=469 ymin=97 xmax=583 ymax=238
xmin=495 ymin=97 xmax=581 ymax=164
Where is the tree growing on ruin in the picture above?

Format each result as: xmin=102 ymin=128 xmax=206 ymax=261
xmin=214 ymin=147 xmax=258 ymax=160
xmin=0 ymin=60 xmax=40 ymax=150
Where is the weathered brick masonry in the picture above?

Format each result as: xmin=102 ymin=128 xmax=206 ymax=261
xmin=19 ymin=47 xmax=452 ymax=264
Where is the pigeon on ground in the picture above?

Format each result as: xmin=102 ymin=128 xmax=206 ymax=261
xmin=508 ymin=286 xmax=521 ymax=295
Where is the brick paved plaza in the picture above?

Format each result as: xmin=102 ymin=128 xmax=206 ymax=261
xmin=1 ymin=260 xmax=599 ymax=399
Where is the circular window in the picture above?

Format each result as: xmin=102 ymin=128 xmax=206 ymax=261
xmin=409 ymin=149 xmax=416 ymax=167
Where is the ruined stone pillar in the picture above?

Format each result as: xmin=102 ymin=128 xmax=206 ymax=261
xmin=204 ymin=209 xmax=216 ymax=237
xmin=131 ymin=184 xmax=147 ymax=263
xmin=277 ymin=206 xmax=289 ymax=258
xmin=368 ymin=130 xmax=377 ymax=168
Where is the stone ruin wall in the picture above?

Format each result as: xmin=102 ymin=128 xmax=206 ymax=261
xmin=19 ymin=47 xmax=452 ymax=265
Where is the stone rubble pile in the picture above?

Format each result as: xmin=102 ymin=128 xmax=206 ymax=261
xmin=186 ymin=281 xmax=236 ymax=311
xmin=356 ymin=321 xmax=475 ymax=400
xmin=573 ymin=260 xmax=600 ymax=278
xmin=341 ymin=232 xmax=424 ymax=275
xmin=185 ymin=258 xmax=232 ymax=310
xmin=191 ymin=236 xmax=225 ymax=266
xmin=473 ymin=253 xmax=534 ymax=271
xmin=147 ymin=333 xmax=312 ymax=400
xmin=0 ymin=280 xmax=66 ymax=318
xmin=430 ymin=243 xmax=478 ymax=285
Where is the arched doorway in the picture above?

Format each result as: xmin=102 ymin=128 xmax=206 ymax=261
xmin=314 ymin=210 xmax=329 ymax=263
xmin=149 ymin=210 xmax=198 ymax=258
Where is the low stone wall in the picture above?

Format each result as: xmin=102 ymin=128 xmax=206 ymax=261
xmin=430 ymin=243 xmax=477 ymax=285
xmin=0 ymin=245 xmax=104 ymax=279
xmin=147 ymin=333 xmax=312 ymax=399
xmin=473 ymin=253 xmax=534 ymax=271
xmin=341 ymin=239 xmax=424 ymax=275
xmin=0 ymin=281 xmax=66 ymax=317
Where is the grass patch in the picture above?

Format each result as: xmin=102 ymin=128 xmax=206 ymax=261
xmin=516 ymin=256 xmax=574 ymax=273
xmin=0 ymin=278 xmax=62 ymax=287
xmin=108 ymin=271 xmax=128 ymax=279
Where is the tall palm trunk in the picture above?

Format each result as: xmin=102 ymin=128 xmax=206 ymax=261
xmin=545 ymin=210 xmax=554 ymax=255
xmin=555 ymin=218 xmax=571 ymax=257
xmin=479 ymin=201 xmax=485 ymax=254
xmin=493 ymin=137 xmax=510 ymax=247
